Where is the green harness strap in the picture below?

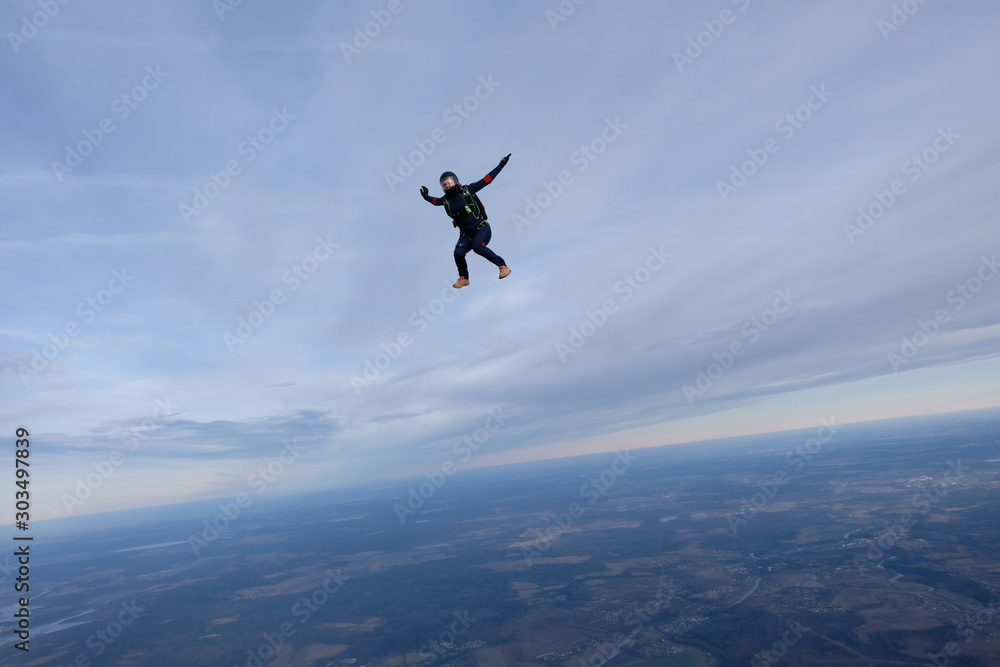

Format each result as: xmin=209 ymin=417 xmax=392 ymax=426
xmin=444 ymin=186 xmax=486 ymax=221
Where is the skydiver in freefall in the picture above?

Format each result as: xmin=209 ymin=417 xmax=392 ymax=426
xmin=420 ymin=153 xmax=511 ymax=288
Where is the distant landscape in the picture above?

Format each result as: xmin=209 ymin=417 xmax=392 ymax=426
xmin=3 ymin=408 xmax=999 ymax=667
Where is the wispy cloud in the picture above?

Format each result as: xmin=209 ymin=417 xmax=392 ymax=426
xmin=3 ymin=0 xmax=998 ymax=518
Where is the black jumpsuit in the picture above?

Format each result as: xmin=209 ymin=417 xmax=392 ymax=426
xmin=423 ymin=160 xmax=507 ymax=279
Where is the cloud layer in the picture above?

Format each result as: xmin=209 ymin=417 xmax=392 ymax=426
xmin=2 ymin=0 xmax=998 ymax=520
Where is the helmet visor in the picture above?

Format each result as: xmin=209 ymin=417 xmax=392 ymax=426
xmin=439 ymin=172 xmax=458 ymax=191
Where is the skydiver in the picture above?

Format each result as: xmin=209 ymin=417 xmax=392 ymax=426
xmin=420 ymin=153 xmax=511 ymax=288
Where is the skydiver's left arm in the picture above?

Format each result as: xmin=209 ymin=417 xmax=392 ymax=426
xmin=467 ymin=154 xmax=510 ymax=194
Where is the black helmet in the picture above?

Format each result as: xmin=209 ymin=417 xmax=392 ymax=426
xmin=439 ymin=171 xmax=459 ymax=191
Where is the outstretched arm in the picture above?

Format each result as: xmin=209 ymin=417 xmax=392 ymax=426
xmin=467 ymin=154 xmax=510 ymax=194
xmin=420 ymin=185 xmax=444 ymax=205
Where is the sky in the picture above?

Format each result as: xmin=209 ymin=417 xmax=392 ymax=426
xmin=2 ymin=0 xmax=998 ymax=522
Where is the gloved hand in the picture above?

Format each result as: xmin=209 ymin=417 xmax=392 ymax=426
xmin=499 ymin=153 xmax=511 ymax=168
xmin=420 ymin=185 xmax=429 ymax=197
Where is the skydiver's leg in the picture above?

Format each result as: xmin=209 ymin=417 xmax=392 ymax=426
xmin=454 ymin=236 xmax=472 ymax=280
xmin=470 ymin=226 xmax=505 ymax=268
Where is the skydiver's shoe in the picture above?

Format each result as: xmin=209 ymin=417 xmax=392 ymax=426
xmin=498 ymin=266 xmax=511 ymax=279
xmin=453 ymin=277 xmax=470 ymax=288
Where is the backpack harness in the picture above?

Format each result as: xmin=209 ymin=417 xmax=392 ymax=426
xmin=443 ymin=185 xmax=489 ymax=236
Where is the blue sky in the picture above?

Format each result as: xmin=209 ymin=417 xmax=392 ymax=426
xmin=2 ymin=0 xmax=998 ymax=521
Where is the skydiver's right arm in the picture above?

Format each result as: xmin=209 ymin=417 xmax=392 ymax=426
xmin=420 ymin=186 xmax=443 ymax=205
